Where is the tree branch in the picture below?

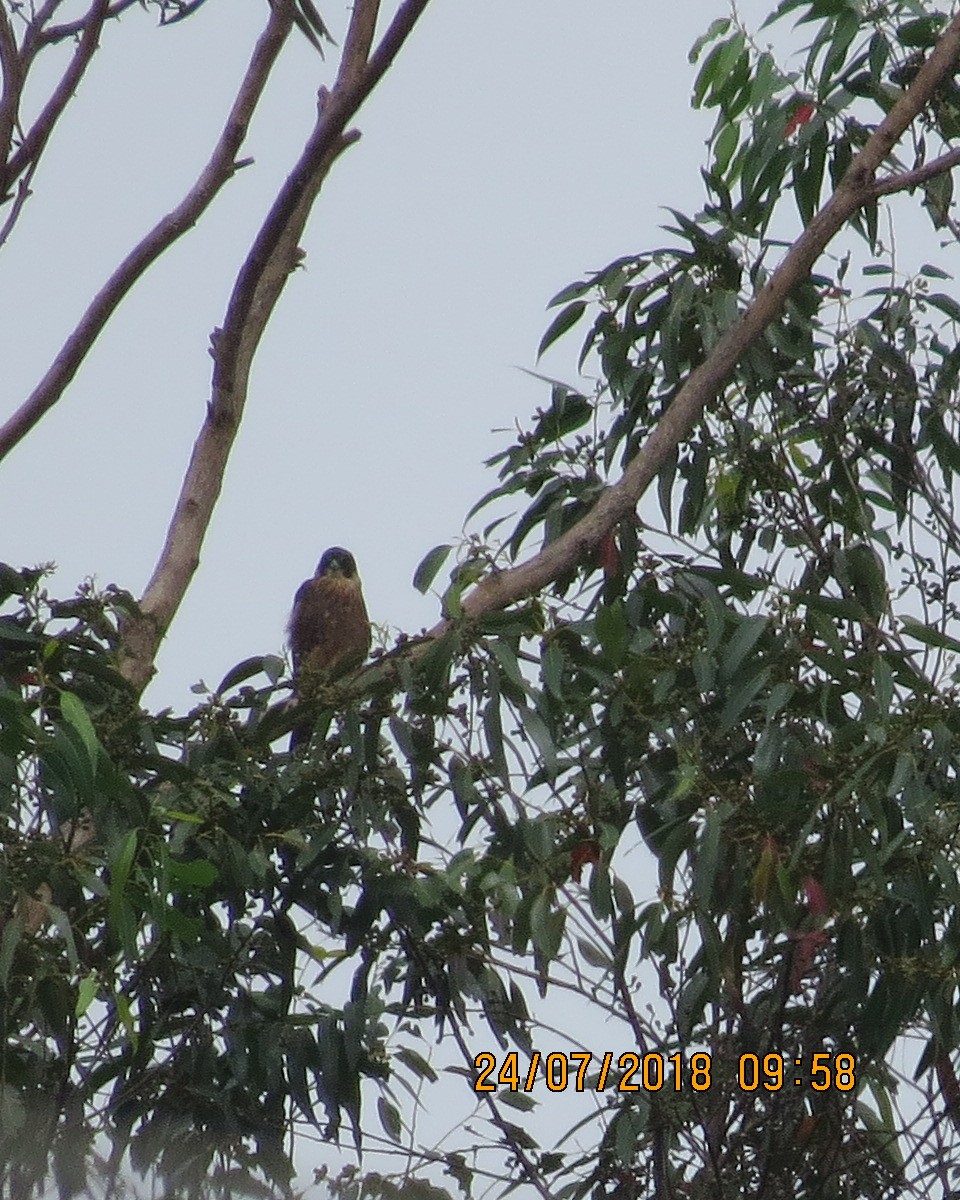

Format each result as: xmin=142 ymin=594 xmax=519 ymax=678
xmin=0 ymin=7 xmax=21 ymax=174
xmin=29 ymin=1 xmax=137 ymax=50
xmin=2 ymin=0 xmax=110 ymax=196
xmin=869 ymin=145 xmax=960 ymax=198
xmin=338 ymin=0 xmax=380 ymax=88
xmin=0 ymin=1 xmax=295 ymax=462
xmin=0 ymin=157 xmax=38 ymax=251
xmin=118 ymin=0 xmax=434 ymax=692
xmin=425 ymin=13 xmax=960 ymax=637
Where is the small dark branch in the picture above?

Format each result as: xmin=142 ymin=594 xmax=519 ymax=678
xmin=0 ymin=158 xmax=37 ymax=250
xmin=119 ymin=0 xmax=435 ymax=691
xmin=0 ymin=7 xmax=22 ymax=173
xmin=20 ymin=0 xmax=67 ymax=58
xmin=3 ymin=0 xmax=110 ymax=194
xmin=448 ymin=1020 xmax=555 ymax=1200
xmin=0 ymin=2 xmax=294 ymax=463
xmin=612 ymin=962 xmax=647 ymax=1056
xmin=421 ymin=12 xmax=960 ymax=639
xmin=158 ymin=0 xmax=211 ymax=27
xmin=869 ymin=145 xmax=960 ymax=198
xmin=363 ymin=0 xmax=432 ymax=98
xmin=33 ymin=0 xmax=139 ymax=49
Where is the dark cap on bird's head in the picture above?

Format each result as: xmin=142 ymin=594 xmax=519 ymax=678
xmin=317 ymin=547 xmax=358 ymax=578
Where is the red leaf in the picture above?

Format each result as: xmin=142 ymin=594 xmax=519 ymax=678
xmin=803 ymin=875 xmax=830 ymax=918
xmin=789 ymin=929 xmax=828 ymax=992
xmin=570 ymin=839 xmax=600 ymax=883
xmin=597 ymin=530 xmax=619 ymax=579
xmin=784 ymin=100 xmax=815 ymax=138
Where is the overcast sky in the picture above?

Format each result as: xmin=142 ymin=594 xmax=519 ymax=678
xmin=0 ymin=0 xmax=777 ymax=712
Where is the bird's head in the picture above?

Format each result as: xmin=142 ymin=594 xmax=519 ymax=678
xmin=317 ymin=547 xmax=359 ymax=579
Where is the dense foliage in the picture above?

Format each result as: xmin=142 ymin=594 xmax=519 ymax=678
xmin=8 ymin=1 xmax=960 ymax=1198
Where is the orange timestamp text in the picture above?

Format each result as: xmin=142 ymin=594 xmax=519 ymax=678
xmin=472 ymin=1051 xmax=857 ymax=1094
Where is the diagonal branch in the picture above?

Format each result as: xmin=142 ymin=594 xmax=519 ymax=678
xmin=0 ymin=7 xmax=21 ymax=173
xmin=0 ymin=1 xmax=295 ymax=462
xmin=425 ymin=13 xmax=960 ymax=637
xmin=869 ymin=144 xmax=960 ymax=198
xmin=2 ymin=0 xmax=110 ymax=196
xmin=118 ymin=0 xmax=433 ymax=692
xmin=28 ymin=1 xmax=137 ymax=51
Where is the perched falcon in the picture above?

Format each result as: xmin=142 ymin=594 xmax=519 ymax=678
xmin=288 ymin=547 xmax=371 ymax=748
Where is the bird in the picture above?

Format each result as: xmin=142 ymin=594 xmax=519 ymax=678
xmin=288 ymin=547 xmax=371 ymax=749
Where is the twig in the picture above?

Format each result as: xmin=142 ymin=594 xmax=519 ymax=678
xmin=0 ymin=1 xmax=295 ymax=462
xmin=0 ymin=6 xmax=22 ymax=173
xmin=0 ymin=157 xmax=37 ymax=251
xmin=448 ymin=1019 xmax=555 ymax=1200
xmin=2 ymin=0 xmax=110 ymax=196
xmin=32 ymin=0 xmax=139 ymax=49
xmin=869 ymin=144 xmax=960 ymax=198
xmin=422 ymin=14 xmax=960 ymax=639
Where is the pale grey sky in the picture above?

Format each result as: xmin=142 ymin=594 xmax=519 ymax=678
xmin=1 ymin=0 xmax=768 ymax=711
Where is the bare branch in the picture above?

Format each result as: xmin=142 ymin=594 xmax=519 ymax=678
xmin=118 ymin=0 xmax=434 ymax=691
xmin=363 ymin=0 xmax=433 ymax=96
xmin=338 ymin=0 xmax=380 ymax=88
xmin=870 ymin=145 xmax=960 ymax=198
xmin=0 ymin=2 xmax=295 ymax=462
xmin=20 ymin=0 xmax=68 ymax=57
xmin=423 ymin=13 xmax=960 ymax=638
xmin=0 ymin=157 xmax=38 ymax=250
xmin=2 ymin=0 xmax=110 ymax=196
xmin=32 ymin=1 xmax=142 ymax=49
xmin=0 ymin=6 xmax=22 ymax=173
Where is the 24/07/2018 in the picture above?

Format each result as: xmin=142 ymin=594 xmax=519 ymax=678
xmin=472 ymin=1051 xmax=856 ymax=1094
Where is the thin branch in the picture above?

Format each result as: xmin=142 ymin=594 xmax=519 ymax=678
xmin=447 ymin=1019 xmax=555 ymax=1200
xmin=118 ymin=0 xmax=434 ymax=691
xmin=32 ymin=0 xmax=140 ymax=49
xmin=0 ymin=1 xmax=295 ymax=462
xmin=0 ymin=157 xmax=38 ymax=250
xmin=869 ymin=144 xmax=960 ymax=198
xmin=2 ymin=0 xmax=110 ymax=194
xmin=338 ymin=0 xmax=380 ymax=88
xmin=20 ymin=0 xmax=67 ymax=57
xmin=0 ymin=6 xmax=22 ymax=173
xmin=423 ymin=13 xmax=960 ymax=638
xmin=363 ymin=0 xmax=432 ymax=96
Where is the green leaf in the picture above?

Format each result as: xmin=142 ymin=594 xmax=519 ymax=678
xmin=689 ymin=16 xmax=731 ymax=64
xmin=901 ymin=615 xmax=960 ymax=654
xmin=76 ymin=972 xmax=99 ymax=1018
xmin=547 ymin=279 xmax=591 ymax=306
xmin=898 ymin=16 xmax=944 ymax=48
xmin=530 ymin=890 xmax=565 ymax=963
xmin=925 ymin=290 xmax=960 ymax=323
xmin=167 ymin=858 xmax=219 ymax=890
xmin=413 ymin=543 xmax=453 ymax=594
xmin=577 ymin=936 xmax=612 ymax=971
xmin=595 ymin=601 xmax=629 ymax=669
xmin=0 ymin=917 xmax=22 ymax=989
xmin=395 ymin=1046 xmax=438 ymax=1083
xmin=58 ymin=691 xmax=99 ymax=770
xmin=517 ymin=704 xmax=557 ymax=780
xmin=217 ymin=656 xmax=273 ymax=692
xmin=292 ymin=0 xmax=335 ymax=55
xmin=377 ymin=1096 xmax=403 ymax=1142
xmin=719 ymin=615 xmax=768 ymax=681
xmin=537 ymin=301 xmax=587 ymax=358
